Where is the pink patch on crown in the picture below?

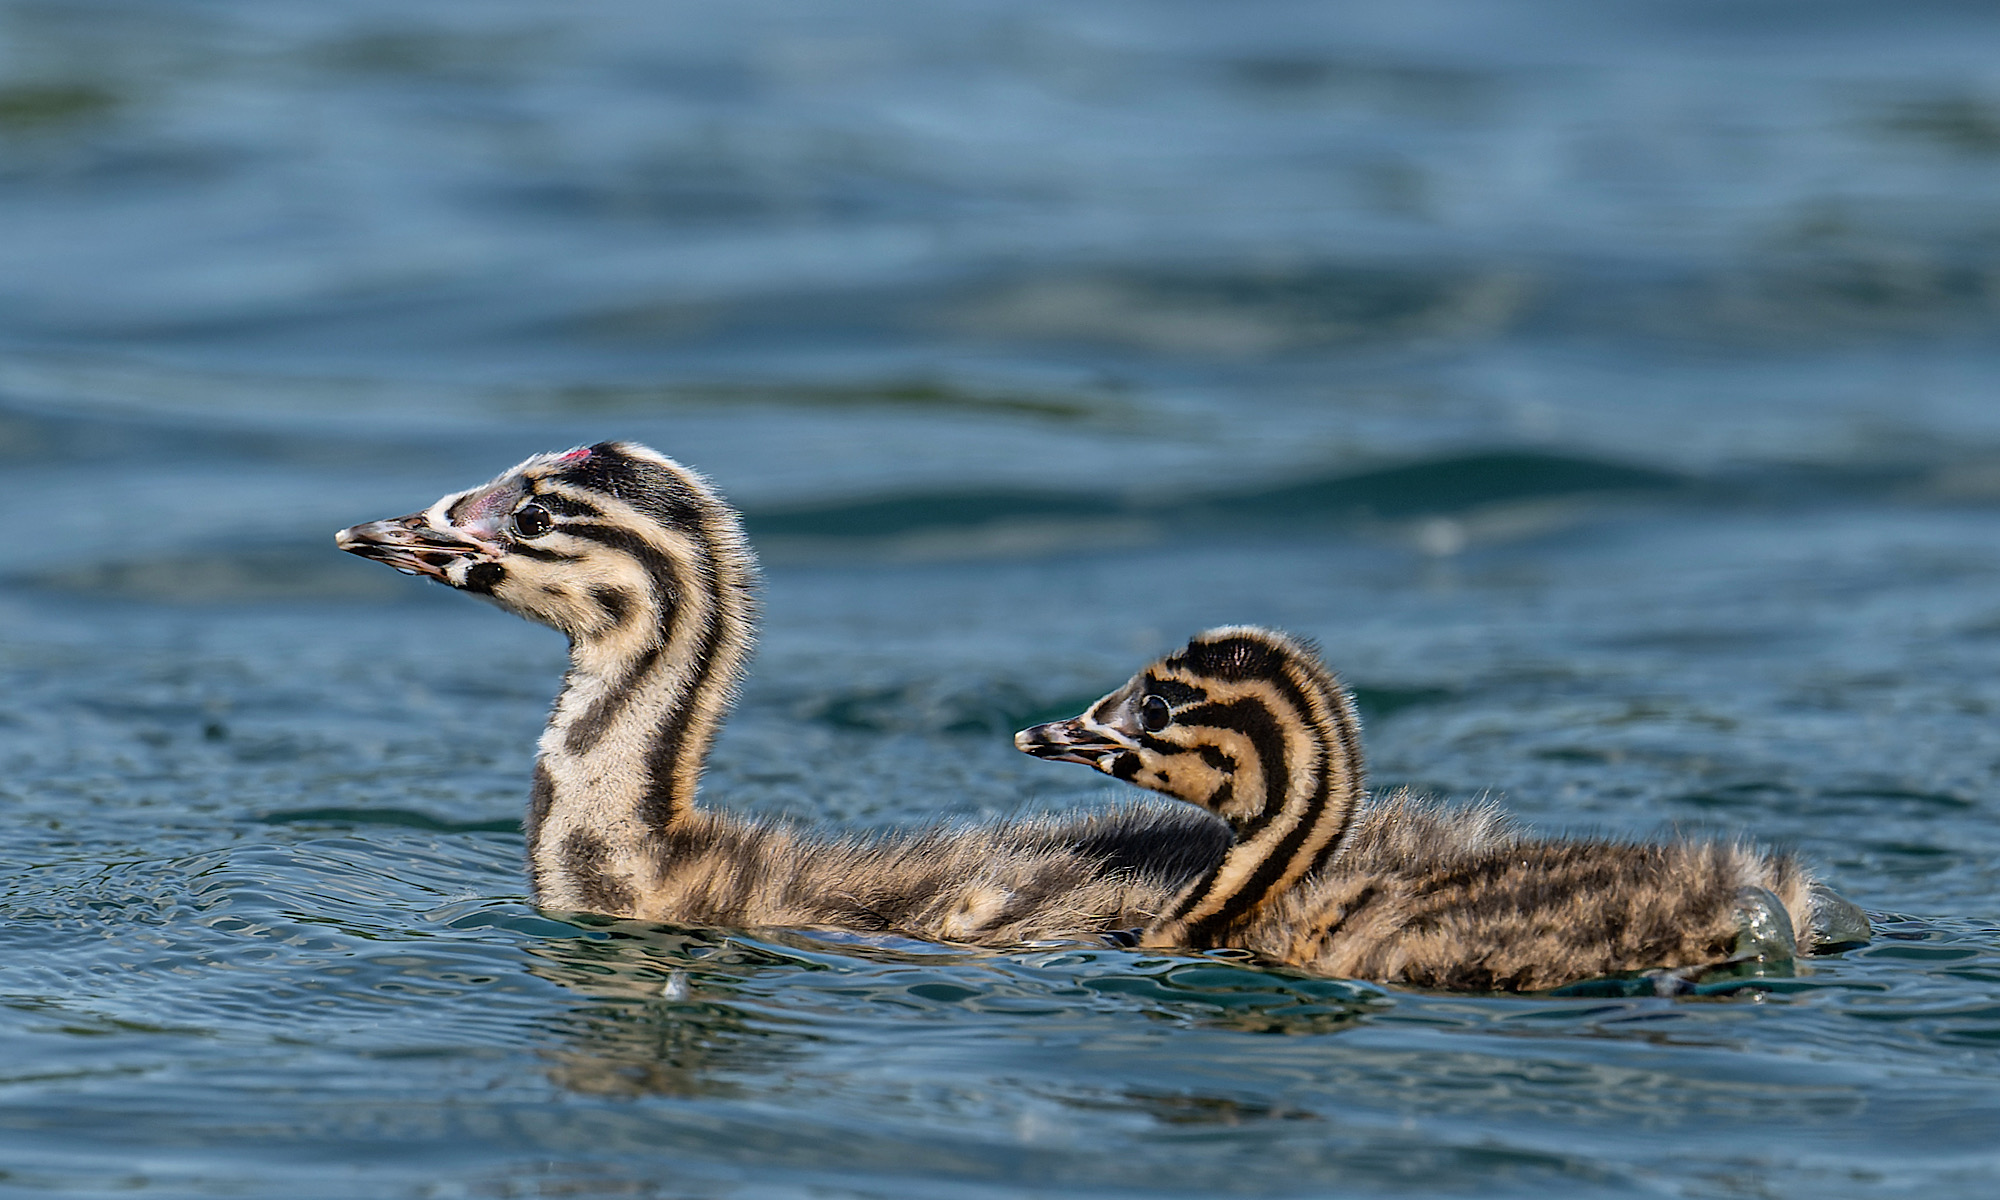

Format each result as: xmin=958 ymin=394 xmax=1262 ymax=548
xmin=461 ymin=486 xmax=514 ymax=522
xmin=557 ymin=447 xmax=592 ymax=463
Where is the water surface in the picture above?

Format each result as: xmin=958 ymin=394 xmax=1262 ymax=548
xmin=3 ymin=2 xmax=2000 ymax=1196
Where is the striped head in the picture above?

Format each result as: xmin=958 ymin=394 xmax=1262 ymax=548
xmin=1017 ymin=627 xmax=1368 ymax=941
xmin=340 ymin=441 xmax=758 ymax=898
xmin=334 ymin=441 xmax=754 ymax=654
xmin=1015 ymin=627 xmax=1365 ymax=835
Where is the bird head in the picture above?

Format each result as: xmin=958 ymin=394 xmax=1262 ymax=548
xmin=335 ymin=441 xmax=745 ymax=646
xmin=1015 ymin=627 xmax=1352 ymax=829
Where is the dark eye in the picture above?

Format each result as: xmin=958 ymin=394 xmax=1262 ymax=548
xmin=513 ymin=503 xmax=554 ymax=538
xmin=1138 ymin=694 xmax=1172 ymax=733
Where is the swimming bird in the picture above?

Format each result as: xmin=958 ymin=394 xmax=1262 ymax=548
xmin=335 ymin=442 xmax=1229 ymax=944
xmin=1015 ymin=626 xmax=1871 ymax=992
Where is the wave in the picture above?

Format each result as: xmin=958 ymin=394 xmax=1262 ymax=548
xmin=745 ymin=450 xmax=1688 ymax=552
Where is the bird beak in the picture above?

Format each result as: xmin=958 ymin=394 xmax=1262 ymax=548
xmin=1014 ymin=717 xmax=1130 ymax=768
xmin=335 ymin=512 xmax=500 ymax=582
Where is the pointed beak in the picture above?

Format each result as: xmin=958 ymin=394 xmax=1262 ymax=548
xmin=1014 ymin=718 xmax=1128 ymax=768
xmin=335 ymin=513 xmax=498 ymax=582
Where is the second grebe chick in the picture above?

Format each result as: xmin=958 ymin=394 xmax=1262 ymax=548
xmin=1017 ymin=626 xmax=1870 ymax=992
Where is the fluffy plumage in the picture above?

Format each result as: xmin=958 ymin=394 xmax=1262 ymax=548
xmin=1017 ymin=626 xmax=1870 ymax=991
xmin=336 ymin=441 xmax=1228 ymax=945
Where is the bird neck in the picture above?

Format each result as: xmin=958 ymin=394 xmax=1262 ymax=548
xmin=525 ymin=510 xmax=755 ymax=914
xmin=1148 ymin=657 xmax=1365 ymax=946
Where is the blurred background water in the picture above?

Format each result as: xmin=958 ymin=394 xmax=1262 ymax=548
xmin=3 ymin=0 xmax=2000 ymax=1196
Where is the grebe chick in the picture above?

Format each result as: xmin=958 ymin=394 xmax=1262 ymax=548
xmin=1016 ymin=626 xmax=1870 ymax=992
xmin=337 ymin=442 xmax=1228 ymax=943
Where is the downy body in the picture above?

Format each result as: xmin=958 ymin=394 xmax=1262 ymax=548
xmin=1016 ymin=627 xmax=1871 ymax=991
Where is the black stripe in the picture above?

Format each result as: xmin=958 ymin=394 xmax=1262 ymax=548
xmin=557 ymin=445 xmax=708 ymax=530
xmin=1288 ymin=663 xmax=1360 ymax=882
xmin=1403 ymin=843 xmax=1604 ymax=906
xmin=1195 ymin=642 xmax=1318 ymax=734
xmin=1310 ymin=883 xmax=1378 ymax=945
xmin=1172 ymin=697 xmax=1291 ymax=840
xmin=1403 ymin=848 xmax=1668 ymax=934
xmin=1185 ymin=764 xmax=1338 ymax=941
xmin=556 ymin=498 xmax=742 ymax=834
xmin=1285 ymin=660 xmax=1363 ymax=887
xmin=560 ymin=829 xmax=635 ymax=914
xmin=564 ymin=644 xmax=662 ymax=755
xmin=526 ymin=760 xmax=554 ymax=862
xmin=1154 ymin=639 xmax=1366 ymax=944
xmin=557 ymin=522 xmax=681 ymax=591
xmin=1166 ymin=693 xmax=1338 ymax=940
xmin=1326 ymin=683 xmax=1365 ymax=820
xmin=1167 ymin=635 xmax=1281 ymax=685
xmin=1180 ymin=805 xmax=1320 ymax=938
xmin=461 ymin=561 xmax=506 ymax=593
xmin=1165 ymin=861 xmax=1225 ymax=926
xmin=556 ymin=522 xmax=684 ymax=756
xmin=511 ymin=543 xmax=578 ymax=562
xmin=592 ymin=585 xmax=634 ymax=627
xmin=641 ymin=519 xmax=730 ymax=833
xmin=1144 ymin=675 xmax=1208 ymax=705
xmin=533 ymin=493 xmax=602 ymax=519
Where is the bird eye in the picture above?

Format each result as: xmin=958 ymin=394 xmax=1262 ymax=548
xmin=513 ymin=503 xmax=554 ymax=538
xmin=1138 ymin=694 xmax=1172 ymax=732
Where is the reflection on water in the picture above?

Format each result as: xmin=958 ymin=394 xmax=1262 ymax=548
xmin=531 ymin=937 xmax=774 ymax=1101
xmin=477 ymin=909 xmax=2000 ymax=1197
xmin=526 ymin=920 xmax=1387 ymax=1103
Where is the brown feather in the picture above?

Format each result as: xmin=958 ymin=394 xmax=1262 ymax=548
xmin=619 ymin=802 xmax=1228 ymax=943
xmin=1021 ymin=630 xmax=1870 ymax=992
xmin=335 ymin=442 xmax=1233 ymax=947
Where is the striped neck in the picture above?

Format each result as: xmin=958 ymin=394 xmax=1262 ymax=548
xmin=334 ymin=439 xmax=758 ymax=916
xmin=1141 ymin=631 xmax=1366 ymax=946
xmin=522 ymin=461 xmax=756 ymax=914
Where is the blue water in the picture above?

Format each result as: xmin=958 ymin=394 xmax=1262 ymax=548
xmin=4 ymin=1 xmax=2000 ymax=1195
